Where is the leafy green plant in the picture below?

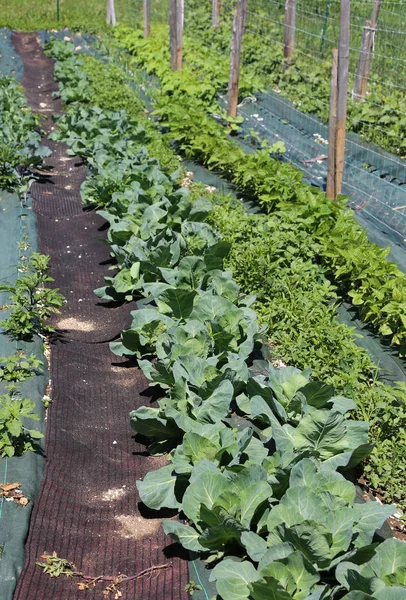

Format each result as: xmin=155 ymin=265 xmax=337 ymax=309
xmin=0 ymin=252 xmax=64 ymax=339
xmin=0 ymin=385 xmax=43 ymax=457
xmin=185 ymin=580 xmax=202 ymax=596
xmin=0 ymin=352 xmax=43 ymax=382
xmin=0 ymin=75 xmax=51 ymax=196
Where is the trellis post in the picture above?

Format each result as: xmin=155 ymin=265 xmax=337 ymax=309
xmin=227 ymin=0 xmax=247 ymax=118
xmin=170 ymin=0 xmax=184 ymax=70
xmin=353 ymin=0 xmax=381 ymax=100
xmin=326 ymin=49 xmax=338 ymax=199
xmin=144 ymin=0 xmax=151 ymax=38
xmin=283 ymin=0 xmax=296 ymax=70
xmin=335 ymin=0 xmax=350 ymax=197
xmin=212 ymin=0 xmax=221 ymax=27
xmin=106 ymin=0 xmax=116 ymax=26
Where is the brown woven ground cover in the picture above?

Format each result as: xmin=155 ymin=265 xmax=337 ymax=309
xmin=11 ymin=31 xmax=188 ymax=600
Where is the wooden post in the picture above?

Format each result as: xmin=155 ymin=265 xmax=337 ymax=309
xmin=227 ymin=0 xmax=248 ymax=118
xmin=326 ymin=49 xmax=338 ymax=199
xmin=371 ymin=0 xmax=382 ymax=28
xmin=353 ymin=20 xmax=373 ymax=100
xmin=144 ymin=0 xmax=151 ymax=38
xmin=106 ymin=0 xmax=116 ymax=26
xmin=283 ymin=0 xmax=296 ymax=70
xmin=212 ymin=0 xmax=221 ymax=27
xmin=170 ymin=0 xmax=183 ymax=70
xmin=335 ymin=0 xmax=350 ymax=197
xmin=353 ymin=0 xmax=381 ymax=100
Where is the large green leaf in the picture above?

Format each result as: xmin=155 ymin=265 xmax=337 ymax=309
xmin=210 ymin=559 xmax=259 ymax=600
xmin=136 ymin=464 xmax=185 ymax=510
xmin=267 ymin=486 xmax=326 ymax=532
xmin=298 ymin=382 xmax=335 ymax=409
xmin=182 ymin=468 xmax=229 ymax=523
xmin=352 ymin=503 xmax=395 ymax=547
xmin=282 ymin=522 xmax=332 ymax=567
xmin=193 ymin=379 xmax=234 ymax=423
xmin=162 ymin=520 xmax=206 ymax=552
xmin=157 ymin=287 xmax=197 ymax=320
xmin=259 ymin=551 xmax=320 ymax=599
xmin=240 ymin=531 xmax=268 ymax=562
xmin=366 ymin=538 xmax=406 ymax=585
xmin=293 ymin=410 xmax=350 ymax=459
xmin=248 ymin=578 xmax=293 ymax=600
xmin=172 ymin=432 xmax=219 ymax=472
xmin=198 ymin=509 xmax=245 ymax=550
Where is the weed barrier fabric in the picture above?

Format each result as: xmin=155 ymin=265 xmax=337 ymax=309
xmin=11 ymin=33 xmax=188 ymax=600
xmin=1 ymin=31 xmax=47 ymax=586
xmin=0 ymin=28 xmax=24 ymax=79
xmin=0 ymin=189 xmax=47 ymax=600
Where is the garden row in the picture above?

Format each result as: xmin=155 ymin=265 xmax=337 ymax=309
xmin=0 ymin=74 xmax=62 ymax=460
xmin=47 ymin=36 xmax=406 ymax=509
xmin=45 ymin=36 xmax=406 ymax=600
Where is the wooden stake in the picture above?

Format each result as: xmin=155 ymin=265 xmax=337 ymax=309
xmin=227 ymin=0 xmax=247 ymax=118
xmin=144 ymin=0 xmax=151 ymax=38
xmin=335 ymin=0 xmax=350 ymax=197
xmin=212 ymin=0 xmax=221 ymax=27
xmin=170 ymin=0 xmax=183 ymax=70
xmin=106 ymin=0 xmax=116 ymax=26
xmin=283 ymin=0 xmax=296 ymax=70
xmin=326 ymin=49 xmax=338 ymax=199
xmin=353 ymin=0 xmax=381 ymax=100
xmin=353 ymin=20 xmax=373 ymax=100
xmin=371 ymin=0 xmax=382 ymax=28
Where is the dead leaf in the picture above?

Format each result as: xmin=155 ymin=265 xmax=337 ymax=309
xmin=39 ymin=102 xmax=47 ymax=108
xmin=77 ymin=582 xmax=89 ymax=591
xmin=0 ymin=482 xmax=21 ymax=492
xmin=19 ymin=497 xmax=29 ymax=506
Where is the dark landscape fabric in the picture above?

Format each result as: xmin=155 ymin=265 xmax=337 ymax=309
xmin=11 ymin=32 xmax=188 ymax=600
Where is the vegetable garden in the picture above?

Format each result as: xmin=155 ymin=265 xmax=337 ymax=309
xmin=1 ymin=1 xmax=406 ymax=600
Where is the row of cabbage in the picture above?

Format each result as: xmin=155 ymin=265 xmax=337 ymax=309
xmin=44 ymin=37 xmax=406 ymax=600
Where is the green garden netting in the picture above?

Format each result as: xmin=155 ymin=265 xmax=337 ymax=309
xmin=0 ymin=32 xmax=47 ymax=600
xmin=0 ymin=190 xmax=47 ymax=600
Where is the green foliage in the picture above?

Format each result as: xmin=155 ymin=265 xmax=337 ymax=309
xmin=181 ymin=1 xmax=406 ymax=156
xmin=45 ymin=44 xmax=406 ymax=600
xmin=0 ymin=352 xmax=43 ymax=382
xmin=0 ymin=0 xmax=134 ymax=32
xmin=47 ymin=37 xmax=406 ymax=507
xmin=185 ymin=581 xmax=202 ymax=596
xmin=0 ymin=385 xmax=43 ymax=457
xmin=0 ymin=252 xmax=64 ymax=340
xmin=206 ymin=195 xmax=406 ymax=505
xmin=111 ymin=26 xmax=406 ymax=358
xmin=0 ymin=75 xmax=51 ymax=195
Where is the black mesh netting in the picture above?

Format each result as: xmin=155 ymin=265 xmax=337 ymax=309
xmin=11 ymin=32 xmax=189 ymax=600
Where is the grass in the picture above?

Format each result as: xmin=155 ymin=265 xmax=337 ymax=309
xmin=0 ymin=0 xmax=137 ymax=32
